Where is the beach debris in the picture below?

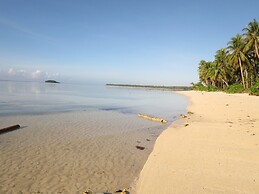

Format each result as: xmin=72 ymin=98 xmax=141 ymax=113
xmin=0 ymin=124 xmax=21 ymax=135
xmin=187 ymin=111 xmax=194 ymax=115
xmin=136 ymin=145 xmax=145 ymax=150
xmin=226 ymin=121 xmax=233 ymax=124
xmin=146 ymin=138 xmax=150 ymax=141
xmin=138 ymin=114 xmax=167 ymax=124
xmin=82 ymin=191 xmax=92 ymax=194
xmin=115 ymin=188 xmax=130 ymax=194
xmin=180 ymin=114 xmax=187 ymax=118
xmin=184 ymin=124 xmax=189 ymax=127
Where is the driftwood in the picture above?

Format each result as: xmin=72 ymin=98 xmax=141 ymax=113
xmin=138 ymin=114 xmax=167 ymax=124
xmin=83 ymin=188 xmax=128 ymax=194
xmin=115 ymin=189 xmax=130 ymax=194
xmin=0 ymin=124 xmax=20 ymax=135
xmin=136 ymin=145 xmax=145 ymax=150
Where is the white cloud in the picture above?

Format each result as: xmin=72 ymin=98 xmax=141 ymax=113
xmin=1 ymin=67 xmax=60 ymax=81
xmin=32 ymin=70 xmax=43 ymax=79
xmin=32 ymin=70 xmax=52 ymax=80
xmin=8 ymin=68 xmax=16 ymax=76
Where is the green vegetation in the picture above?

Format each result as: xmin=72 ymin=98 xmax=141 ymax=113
xmin=250 ymin=81 xmax=259 ymax=96
xmin=191 ymin=82 xmax=208 ymax=91
xmin=225 ymin=84 xmax=245 ymax=93
xmin=194 ymin=19 xmax=259 ymax=96
xmin=106 ymin=84 xmax=192 ymax=91
xmin=191 ymin=82 xmax=218 ymax=92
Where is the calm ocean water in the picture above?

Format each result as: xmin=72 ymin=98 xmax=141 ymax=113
xmin=0 ymin=81 xmax=187 ymax=122
xmin=0 ymin=81 xmax=188 ymax=193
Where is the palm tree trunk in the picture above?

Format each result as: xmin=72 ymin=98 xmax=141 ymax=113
xmin=255 ymin=40 xmax=259 ymax=59
xmin=205 ymin=79 xmax=209 ymax=86
xmin=254 ymin=67 xmax=257 ymax=85
xmin=244 ymin=69 xmax=249 ymax=88
xmin=222 ymin=79 xmax=229 ymax=87
xmin=251 ymin=74 xmax=254 ymax=87
xmin=238 ymin=57 xmax=246 ymax=88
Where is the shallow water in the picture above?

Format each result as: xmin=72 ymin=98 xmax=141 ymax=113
xmin=0 ymin=81 xmax=188 ymax=193
xmin=0 ymin=81 xmax=187 ymax=122
xmin=0 ymin=110 xmax=167 ymax=193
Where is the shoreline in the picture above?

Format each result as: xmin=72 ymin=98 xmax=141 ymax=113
xmin=135 ymin=91 xmax=259 ymax=193
xmin=0 ymin=109 xmax=169 ymax=193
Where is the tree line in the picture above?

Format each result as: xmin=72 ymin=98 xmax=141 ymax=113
xmin=195 ymin=19 xmax=259 ymax=95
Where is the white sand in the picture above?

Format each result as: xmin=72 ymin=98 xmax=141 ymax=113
xmin=0 ymin=110 xmax=165 ymax=193
xmin=136 ymin=91 xmax=259 ymax=194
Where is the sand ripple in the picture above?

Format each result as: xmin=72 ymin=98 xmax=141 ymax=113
xmin=0 ymin=110 xmax=165 ymax=193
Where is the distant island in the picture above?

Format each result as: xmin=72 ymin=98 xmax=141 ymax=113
xmin=45 ymin=80 xmax=60 ymax=83
xmin=106 ymin=84 xmax=192 ymax=91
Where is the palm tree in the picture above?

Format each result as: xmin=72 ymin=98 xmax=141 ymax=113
xmin=198 ymin=60 xmax=209 ymax=85
xmin=227 ymin=34 xmax=250 ymax=88
xmin=214 ymin=48 xmax=230 ymax=88
xmin=198 ymin=60 xmax=213 ymax=86
xmin=243 ymin=19 xmax=259 ymax=85
xmin=197 ymin=20 xmax=259 ymax=91
xmin=243 ymin=19 xmax=259 ymax=59
xmin=209 ymin=61 xmax=218 ymax=87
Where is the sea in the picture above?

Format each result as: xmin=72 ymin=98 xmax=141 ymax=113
xmin=0 ymin=80 xmax=187 ymax=122
xmin=0 ymin=80 xmax=188 ymax=192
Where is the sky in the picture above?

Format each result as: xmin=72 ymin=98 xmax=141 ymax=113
xmin=0 ymin=0 xmax=258 ymax=85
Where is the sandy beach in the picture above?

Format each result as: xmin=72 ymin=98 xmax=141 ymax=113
xmin=136 ymin=91 xmax=259 ymax=194
xmin=0 ymin=110 xmax=166 ymax=194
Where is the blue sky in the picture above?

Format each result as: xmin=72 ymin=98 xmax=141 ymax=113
xmin=0 ymin=0 xmax=258 ymax=85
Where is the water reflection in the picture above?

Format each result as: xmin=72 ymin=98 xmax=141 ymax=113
xmin=0 ymin=81 xmax=187 ymax=120
xmin=3 ymin=81 xmax=57 ymax=94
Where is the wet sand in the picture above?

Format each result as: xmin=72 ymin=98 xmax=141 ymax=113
xmin=0 ymin=110 xmax=166 ymax=193
xmin=136 ymin=91 xmax=259 ymax=194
